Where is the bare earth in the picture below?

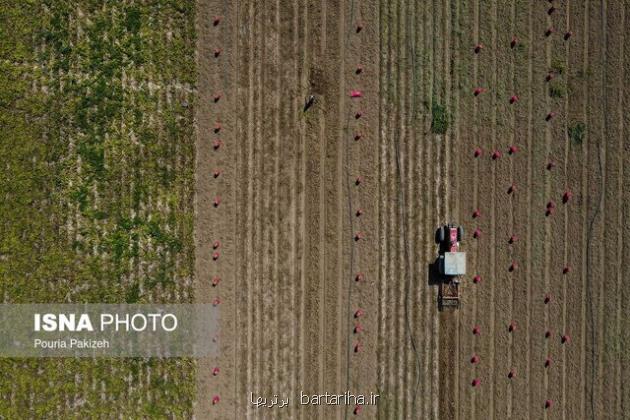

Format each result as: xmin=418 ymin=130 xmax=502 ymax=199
xmin=194 ymin=1 xmax=630 ymax=419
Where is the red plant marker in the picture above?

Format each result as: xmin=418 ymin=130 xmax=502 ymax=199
xmin=547 ymin=161 xmax=556 ymax=170
xmin=509 ymin=235 xmax=518 ymax=244
xmin=561 ymin=334 xmax=571 ymax=344
xmin=355 ymin=65 xmax=363 ymax=75
xmin=213 ymin=196 xmax=221 ymax=207
xmin=508 ymin=184 xmax=516 ymax=194
xmin=509 ymin=261 xmax=518 ymax=272
xmin=354 ymin=133 xmax=362 ymax=141
xmin=212 ymin=251 xmax=220 ymax=260
xmin=355 ymin=176 xmax=364 ymax=186
xmin=472 ymin=378 xmax=480 ymax=387
xmin=212 ymin=367 xmax=220 ymax=376
xmin=492 ymin=150 xmax=502 ymax=160
xmin=563 ymin=266 xmax=571 ymax=274
xmin=356 ymin=208 xmax=364 ymax=217
xmin=508 ymin=369 xmax=516 ymax=379
xmin=473 ymin=228 xmax=481 ymax=239
xmin=545 ymin=357 xmax=552 ymax=368
xmin=354 ymin=232 xmax=364 ymax=241
xmin=212 ymin=395 xmax=220 ymax=405
xmin=472 ymin=325 xmax=481 ymax=335
xmin=564 ymin=31 xmax=573 ymax=41
xmin=213 ymin=240 xmax=221 ymax=249
xmin=212 ymin=297 xmax=221 ymax=306
xmin=546 ymin=73 xmax=555 ymax=82
xmin=354 ymin=405 xmax=362 ymax=415
xmin=508 ymin=145 xmax=518 ymax=155
xmin=545 ymin=27 xmax=555 ymax=37
xmin=212 ymin=276 xmax=221 ymax=287
xmin=213 ymin=93 xmax=222 ymax=102
xmin=354 ymin=309 xmax=364 ymax=318
xmin=508 ymin=321 xmax=516 ymax=332
xmin=473 ymin=275 xmax=481 ymax=284
xmin=355 ymin=273 xmax=364 ymax=282
xmin=470 ymin=354 xmax=480 ymax=364
xmin=546 ymin=111 xmax=556 ymax=121
xmin=213 ymin=16 xmax=222 ymax=26
xmin=472 ymin=209 xmax=481 ymax=218
xmin=509 ymin=95 xmax=519 ymax=104
xmin=350 ymin=90 xmax=363 ymax=98
xmin=474 ymin=44 xmax=483 ymax=54
xmin=511 ymin=36 xmax=518 ymax=48
xmin=474 ymin=148 xmax=483 ymax=157
xmin=354 ymin=323 xmax=363 ymax=334
xmin=473 ymin=87 xmax=485 ymax=96
xmin=213 ymin=169 xmax=222 ymax=178
xmin=213 ymin=139 xmax=223 ymax=150
xmin=544 ymin=294 xmax=551 ymax=304
xmin=354 ymin=342 xmax=362 ymax=353
xmin=355 ymin=111 xmax=363 ymax=119
xmin=545 ymin=399 xmax=553 ymax=409
xmin=214 ymin=123 xmax=221 ymax=133
xmin=214 ymin=48 xmax=222 ymax=57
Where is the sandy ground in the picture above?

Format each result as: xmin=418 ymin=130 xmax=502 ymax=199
xmin=194 ymin=1 xmax=630 ymax=419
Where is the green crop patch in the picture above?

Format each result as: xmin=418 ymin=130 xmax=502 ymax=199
xmin=431 ymin=100 xmax=450 ymax=135
xmin=0 ymin=0 xmax=196 ymax=416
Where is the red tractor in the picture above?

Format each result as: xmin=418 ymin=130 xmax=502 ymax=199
xmin=435 ymin=224 xmax=466 ymax=309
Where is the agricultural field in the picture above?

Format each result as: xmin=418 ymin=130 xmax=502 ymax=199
xmin=1 ymin=0 xmax=628 ymax=418
xmin=197 ymin=0 xmax=630 ymax=419
xmin=1 ymin=0 xmax=196 ymax=417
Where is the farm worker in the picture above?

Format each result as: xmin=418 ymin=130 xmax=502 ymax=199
xmin=304 ymin=95 xmax=315 ymax=111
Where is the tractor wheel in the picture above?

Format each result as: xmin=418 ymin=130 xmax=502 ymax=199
xmin=437 ymin=226 xmax=445 ymax=243
xmin=457 ymin=226 xmax=464 ymax=241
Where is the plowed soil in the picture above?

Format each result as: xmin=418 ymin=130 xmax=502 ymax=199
xmin=195 ymin=1 xmax=630 ymax=419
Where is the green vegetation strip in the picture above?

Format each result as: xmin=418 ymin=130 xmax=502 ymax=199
xmin=1 ymin=1 xmax=195 ymax=416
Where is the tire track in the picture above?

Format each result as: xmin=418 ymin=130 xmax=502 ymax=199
xmin=585 ymin=0 xmax=606 ymax=417
xmin=296 ymin=2 xmax=308 ymax=418
xmin=563 ymin=0 xmax=587 ymax=418
xmin=509 ymin=1 xmax=533 ymax=417
xmin=455 ymin=0 xmax=475 ymax=418
xmin=577 ymin=2 xmax=590 ymax=418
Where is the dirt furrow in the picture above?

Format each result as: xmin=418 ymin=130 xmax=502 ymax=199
xmin=619 ymin=4 xmax=630 ymax=418
xmin=491 ymin=0 xmax=514 ymax=417
xmin=621 ymin=5 xmax=630 ymax=413
xmin=194 ymin=0 xmax=238 ymax=417
xmin=584 ymin=0 xmax=607 ymax=417
xmin=600 ymin=0 xmax=624 ymax=417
